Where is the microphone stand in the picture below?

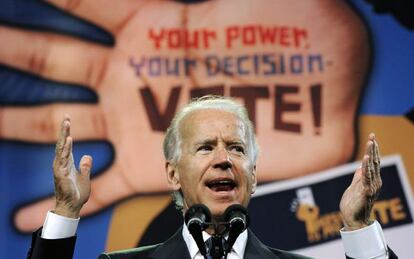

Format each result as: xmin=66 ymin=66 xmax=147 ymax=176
xmin=185 ymin=204 xmax=249 ymax=259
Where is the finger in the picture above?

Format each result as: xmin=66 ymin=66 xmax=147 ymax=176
xmin=53 ymin=135 xmax=73 ymax=171
xmin=371 ymin=135 xmax=382 ymax=189
xmin=367 ymin=133 xmax=379 ymax=190
xmin=364 ymin=136 xmax=372 ymax=156
xmin=14 ymin=197 xmax=56 ymax=233
xmin=79 ymin=155 xmax=93 ymax=178
xmin=368 ymin=141 xmax=378 ymax=191
xmin=0 ymin=104 xmax=106 ymax=142
xmin=14 ymin=163 xmax=130 ymax=232
xmin=14 ymin=162 xmax=170 ymax=232
xmin=350 ymin=166 xmax=363 ymax=185
xmin=46 ymin=0 xmax=145 ymax=34
xmin=83 ymin=162 xmax=169 ymax=216
xmin=362 ymin=154 xmax=371 ymax=187
xmin=57 ymin=136 xmax=73 ymax=170
xmin=368 ymin=139 xmax=375 ymax=173
xmin=371 ymin=133 xmax=381 ymax=169
xmin=54 ymin=115 xmax=71 ymax=156
xmin=0 ymin=26 xmax=110 ymax=88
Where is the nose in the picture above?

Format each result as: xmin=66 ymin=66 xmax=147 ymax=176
xmin=212 ymin=147 xmax=232 ymax=170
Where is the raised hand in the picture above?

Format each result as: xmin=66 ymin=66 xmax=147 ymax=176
xmin=53 ymin=115 xmax=92 ymax=218
xmin=1 ymin=0 xmax=370 ymax=232
xmin=340 ymin=133 xmax=382 ymax=230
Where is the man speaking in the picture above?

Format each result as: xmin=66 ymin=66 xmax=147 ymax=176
xmin=27 ymin=96 xmax=395 ymax=259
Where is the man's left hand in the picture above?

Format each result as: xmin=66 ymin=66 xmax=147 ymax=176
xmin=339 ymin=133 xmax=382 ymax=231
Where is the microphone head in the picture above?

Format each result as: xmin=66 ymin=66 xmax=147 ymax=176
xmin=184 ymin=204 xmax=212 ymax=231
xmin=184 ymin=204 xmax=211 ymax=256
xmin=223 ymin=204 xmax=249 ymax=254
xmin=223 ymin=204 xmax=249 ymax=232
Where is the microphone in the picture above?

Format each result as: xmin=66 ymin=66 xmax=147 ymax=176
xmin=223 ymin=204 xmax=249 ymax=254
xmin=184 ymin=204 xmax=212 ymax=256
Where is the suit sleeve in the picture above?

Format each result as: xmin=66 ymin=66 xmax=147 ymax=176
xmin=27 ymin=228 xmax=77 ymax=259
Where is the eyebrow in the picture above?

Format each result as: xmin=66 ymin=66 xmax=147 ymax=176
xmin=227 ymin=141 xmax=246 ymax=146
xmin=194 ymin=139 xmax=217 ymax=146
xmin=194 ymin=139 xmax=246 ymax=146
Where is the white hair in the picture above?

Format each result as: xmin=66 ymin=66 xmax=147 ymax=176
xmin=163 ymin=95 xmax=259 ymax=210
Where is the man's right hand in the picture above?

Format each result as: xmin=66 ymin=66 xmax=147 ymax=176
xmin=53 ymin=115 xmax=92 ymax=219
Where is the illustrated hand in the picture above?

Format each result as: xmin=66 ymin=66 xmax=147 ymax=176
xmin=339 ymin=133 xmax=382 ymax=230
xmin=53 ymin=115 xmax=92 ymax=218
xmin=0 ymin=0 xmax=369 ymax=232
xmin=2 ymin=0 xmax=173 ymax=232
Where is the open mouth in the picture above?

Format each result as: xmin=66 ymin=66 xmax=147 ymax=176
xmin=206 ymin=179 xmax=237 ymax=192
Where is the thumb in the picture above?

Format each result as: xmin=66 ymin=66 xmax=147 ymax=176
xmin=79 ymin=155 xmax=93 ymax=177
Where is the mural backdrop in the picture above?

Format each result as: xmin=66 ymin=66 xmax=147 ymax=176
xmin=0 ymin=0 xmax=413 ymax=258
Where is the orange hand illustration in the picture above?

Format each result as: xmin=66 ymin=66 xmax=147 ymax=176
xmin=1 ymin=0 xmax=173 ymax=232
xmin=0 ymin=0 xmax=370 ymax=232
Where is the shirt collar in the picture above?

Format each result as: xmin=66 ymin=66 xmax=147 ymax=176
xmin=182 ymin=223 xmax=248 ymax=259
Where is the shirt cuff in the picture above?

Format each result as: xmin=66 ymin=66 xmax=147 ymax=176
xmin=340 ymin=221 xmax=388 ymax=259
xmin=41 ymin=210 xmax=79 ymax=239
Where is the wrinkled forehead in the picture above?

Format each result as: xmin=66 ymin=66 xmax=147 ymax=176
xmin=179 ymin=108 xmax=247 ymax=143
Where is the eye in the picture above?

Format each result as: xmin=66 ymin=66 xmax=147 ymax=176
xmin=230 ymin=145 xmax=245 ymax=154
xmin=197 ymin=145 xmax=213 ymax=153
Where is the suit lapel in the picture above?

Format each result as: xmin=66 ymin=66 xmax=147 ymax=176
xmin=244 ymin=229 xmax=280 ymax=259
xmin=148 ymin=227 xmax=191 ymax=259
xmin=147 ymin=227 xmax=282 ymax=259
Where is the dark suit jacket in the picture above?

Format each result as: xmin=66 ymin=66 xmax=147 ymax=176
xmin=27 ymin=227 xmax=397 ymax=259
xmin=98 ymin=228 xmax=310 ymax=259
xmin=28 ymin=227 xmax=309 ymax=259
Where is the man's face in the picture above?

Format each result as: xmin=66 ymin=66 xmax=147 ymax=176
xmin=167 ymin=109 xmax=257 ymax=218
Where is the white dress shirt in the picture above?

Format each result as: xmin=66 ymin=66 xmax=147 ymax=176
xmin=340 ymin=221 xmax=388 ymax=259
xmin=42 ymin=211 xmax=389 ymax=258
xmin=182 ymin=223 xmax=247 ymax=259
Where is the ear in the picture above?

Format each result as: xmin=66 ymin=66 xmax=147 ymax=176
xmin=251 ymin=165 xmax=257 ymax=194
xmin=166 ymin=161 xmax=181 ymax=191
